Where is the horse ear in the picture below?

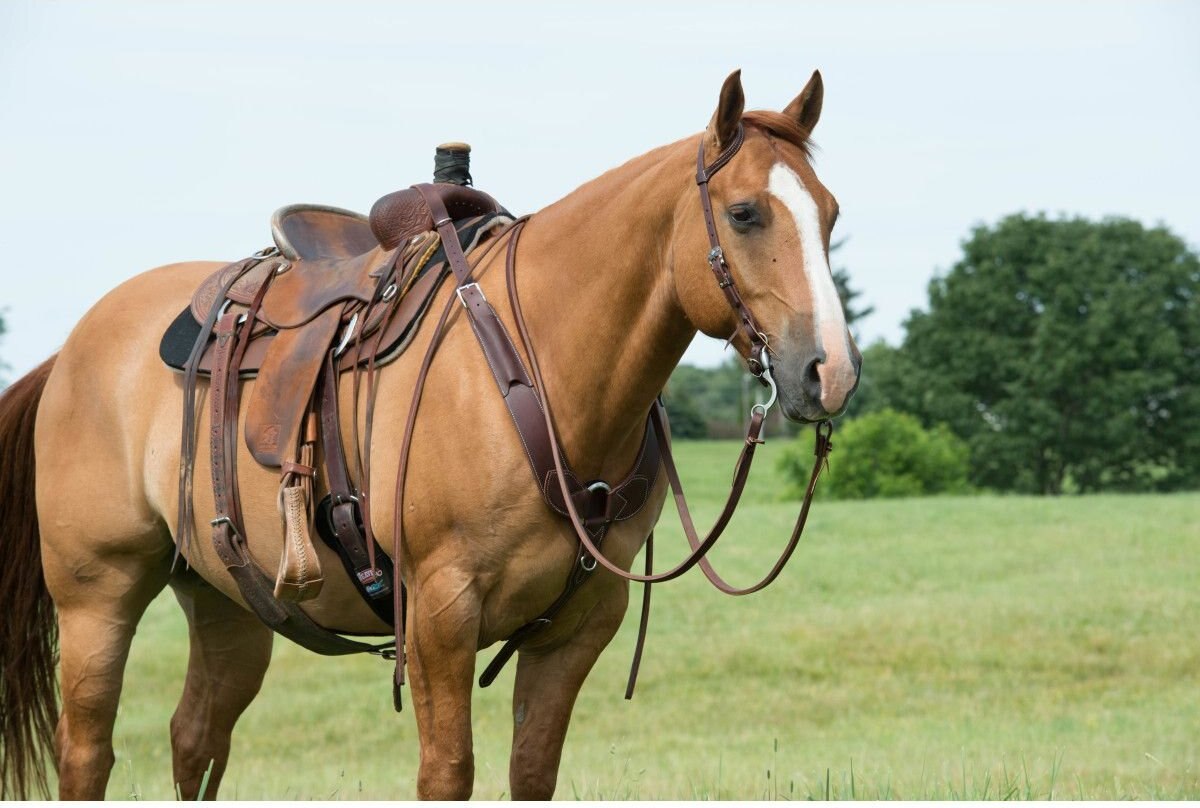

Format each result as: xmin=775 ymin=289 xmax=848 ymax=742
xmin=783 ymin=70 xmax=824 ymax=136
xmin=707 ymin=69 xmax=745 ymax=152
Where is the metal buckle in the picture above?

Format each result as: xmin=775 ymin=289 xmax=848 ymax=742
xmin=456 ymin=282 xmax=484 ymax=308
xmin=380 ymin=283 xmax=398 ymax=302
xmin=708 ymin=246 xmax=725 ymax=264
xmin=252 ymin=246 xmax=280 ymax=259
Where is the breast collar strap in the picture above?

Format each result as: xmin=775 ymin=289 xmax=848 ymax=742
xmin=695 ymin=123 xmax=772 ymax=380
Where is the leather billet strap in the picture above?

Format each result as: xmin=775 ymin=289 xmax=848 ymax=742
xmin=695 ymin=124 xmax=771 ymax=378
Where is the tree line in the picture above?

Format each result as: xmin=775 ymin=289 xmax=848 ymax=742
xmin=668 ymin=214 xmax=1200 ymax=497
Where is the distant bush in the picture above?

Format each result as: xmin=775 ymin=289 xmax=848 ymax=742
xmin=779 ymin=408 xmax=972 ymax=499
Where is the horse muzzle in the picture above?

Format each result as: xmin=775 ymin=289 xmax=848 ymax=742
xmin=772 ymin=345 xmax=862 ymax=422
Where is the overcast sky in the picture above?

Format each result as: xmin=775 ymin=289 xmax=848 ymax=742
xmin=2 ymin=1 xmax=1198 ymax=380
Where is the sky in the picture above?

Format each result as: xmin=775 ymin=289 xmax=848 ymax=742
xmin=1 ymin=1 xmax=1198 ymax=379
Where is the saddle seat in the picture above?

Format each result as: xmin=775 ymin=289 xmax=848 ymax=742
xmin=271 ymin=204 xmax=377 ymax=261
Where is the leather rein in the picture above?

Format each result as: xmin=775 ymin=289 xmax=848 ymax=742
xmin=387 ymin=122 xmax=834 ymax=708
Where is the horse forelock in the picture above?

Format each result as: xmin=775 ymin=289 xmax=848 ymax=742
xmin=742 ymin=110 xmax=814 ymax=159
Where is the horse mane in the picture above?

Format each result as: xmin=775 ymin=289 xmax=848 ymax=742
xmin=743 ymin=110 xmax=814 ymax=158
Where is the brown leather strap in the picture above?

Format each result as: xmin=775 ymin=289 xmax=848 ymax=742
xmin=695 ymin=124 xmax=772 ymax=377
xmin=624 ymin=530 xmax=653 ymax=700
xmin=176 ymin=254 xmax=262 ymax=564
xmin=318 ymin=351 xmax=394 ymax=614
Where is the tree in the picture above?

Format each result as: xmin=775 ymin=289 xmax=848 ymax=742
xmin=841 ymin=340 xmax=904 ymax=420
xmin=660 ymin=385 xmax=707 ymax=439
xmin=892 ymin=214 xmax=1200 ymax=493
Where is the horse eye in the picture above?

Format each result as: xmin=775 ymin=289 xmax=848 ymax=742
xmin=727 ymin=204 xmax=759 ymax=230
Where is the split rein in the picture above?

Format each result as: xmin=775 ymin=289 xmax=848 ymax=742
xmin=386 ymin=124 xmax=834 ymax=707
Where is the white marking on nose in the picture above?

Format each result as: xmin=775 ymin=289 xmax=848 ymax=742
xmin=766 ymin=162 xmax=856 ymax=411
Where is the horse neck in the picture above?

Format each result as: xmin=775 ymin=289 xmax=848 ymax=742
xmin=506 ymin=139 xmax=698 ymax=478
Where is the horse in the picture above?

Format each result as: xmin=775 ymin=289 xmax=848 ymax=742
xmin=0 ymin=69 xmax=860 ymax=799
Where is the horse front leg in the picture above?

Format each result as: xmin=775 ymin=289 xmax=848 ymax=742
xmin=508 ymin=578 xmax=629 ymax=800
xmin=406 ymin=566 xmax=483 ymax=800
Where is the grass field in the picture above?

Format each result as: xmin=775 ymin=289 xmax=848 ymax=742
xmin=83 ymin=440 xmax=1199 ymax=799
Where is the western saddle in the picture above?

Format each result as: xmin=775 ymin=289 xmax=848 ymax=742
xmin=163 ymin=145 xmax=513 ymax=654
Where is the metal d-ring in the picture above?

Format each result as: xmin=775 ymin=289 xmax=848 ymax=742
xmin=273 ymin=260 xmax=292 ymax=275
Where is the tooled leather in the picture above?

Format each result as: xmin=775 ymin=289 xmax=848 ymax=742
xmin=371 ymin=185 xmax=504 ymax=250
xmin=370 ymin=189 xmax=433 ymax=250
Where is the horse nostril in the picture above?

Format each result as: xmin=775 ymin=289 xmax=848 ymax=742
xmin=801 ymin=353 xmax=824 ymax=402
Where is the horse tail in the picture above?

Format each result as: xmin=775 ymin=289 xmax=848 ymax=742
xmin=0 ymin=356 xmax=59 ymax=799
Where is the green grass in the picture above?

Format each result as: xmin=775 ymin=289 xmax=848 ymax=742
xmin=88 ymin=440 xmax=1199 ymax=799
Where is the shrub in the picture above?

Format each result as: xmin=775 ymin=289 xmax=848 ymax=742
xmin=779 ymin=408 xmax=972 ymax=499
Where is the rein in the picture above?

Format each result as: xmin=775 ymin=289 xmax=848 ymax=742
xmin=386 ymin=124 xmax=834 ymax=707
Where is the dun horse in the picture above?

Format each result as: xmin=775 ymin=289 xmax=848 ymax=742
xmin=0 ymin=71 xmax=859 ymax=799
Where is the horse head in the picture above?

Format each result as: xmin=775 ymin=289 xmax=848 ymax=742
xmin=673 ymin=70 xmax=862 ymax=422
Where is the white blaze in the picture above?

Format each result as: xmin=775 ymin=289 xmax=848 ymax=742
xmin=766 ymin=162 xmax=855 ymax=406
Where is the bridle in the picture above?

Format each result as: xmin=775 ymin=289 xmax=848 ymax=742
xmin=695 ymin=122 xmax=774 ymax=385
xmin=387 ymin=121 xmax=835 ymax=707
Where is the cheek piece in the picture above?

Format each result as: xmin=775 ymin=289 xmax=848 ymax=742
xmin=694 ymin=124 xmax=778 ymax=415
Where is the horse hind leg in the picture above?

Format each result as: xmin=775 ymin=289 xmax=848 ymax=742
xmin=168 ymin=571 xmax=273 ymax=800
xmin=45 ymin=546 xmax=172 ymax=799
